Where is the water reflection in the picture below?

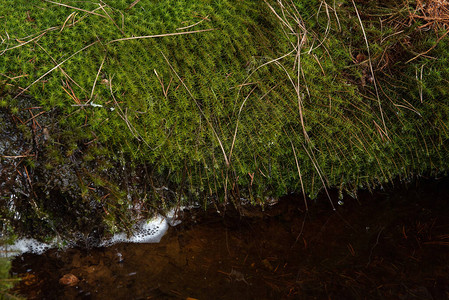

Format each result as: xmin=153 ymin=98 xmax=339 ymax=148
xmin=11 ymin=178 xmax=449 ymax=299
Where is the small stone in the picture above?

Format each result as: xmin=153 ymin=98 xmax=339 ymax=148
xmin=59 ymin=273 xmax=79 ymax=286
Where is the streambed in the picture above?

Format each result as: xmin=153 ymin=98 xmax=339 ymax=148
xmin=10 ymin=177 xmax=449 ymax=299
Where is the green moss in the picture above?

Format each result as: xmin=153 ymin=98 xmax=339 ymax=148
xmin=0 ymin=258 xmax=15 ymax=297
xmin=1 ymin=0 xmax=448 ymax=235
xmin=0 ymin=249 xmax=22 ymax=299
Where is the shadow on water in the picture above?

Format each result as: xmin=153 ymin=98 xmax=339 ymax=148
xmin=10 ymin=177 xmax=449 ymax=299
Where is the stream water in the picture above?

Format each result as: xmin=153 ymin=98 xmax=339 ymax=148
xmin=9 ymin=177 xmax=449 ymax=299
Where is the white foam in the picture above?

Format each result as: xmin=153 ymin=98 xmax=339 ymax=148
xmin=1 ymin=238 xmax=52 ymax=257
xmin=165 ymin=209 xmax=183 ymax=226
xmin=100 ymin=215 xmax=169 ymax=247
xmin=2 ymin=210 xmax=182 ymax=257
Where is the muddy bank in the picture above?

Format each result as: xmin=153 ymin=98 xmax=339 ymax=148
xmin=10 ymin=177 xmax=449 ymax=299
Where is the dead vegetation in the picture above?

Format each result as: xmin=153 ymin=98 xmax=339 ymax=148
xmin=410 ymin=0 xmax=449 ymax=30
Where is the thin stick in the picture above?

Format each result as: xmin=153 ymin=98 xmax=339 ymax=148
xmin=23 ymin=166 xmax=33 ymax=188
xmin=44 ymin=0 xmax=107 ymax=19
xmin=108 ymin=75 xmax=141 ymax=141
xmin=154 ymin=69 xmax=168 ymax=98
xmin=291 ymin=140 xmax=308 ymax=211
xmin=107 ymin=28 xmax=216 ymax=44
xmin=1 ymin=155 xmax=35 ymax=159
xmin=270 ymin=58 xmax=310 ymax=142
xmin=62 ymin=82 xmax=80 ymax=105
xmin=406 ymin=30 xmax=449 ymax=63
xmin=99 ymin=4 xmax=126 ymax=36
xmin=293 ymin=212 xmax=308 ymax=247
xmin=264 ymin=0 xmax=294 ymax=32
xmin=302 ymin=143 xmax=335 ymax=210
xmin=333 ymin=0 xmax=342 ymax=31
xmin=88 ymin=53 xmax=107 ymax=102
xmin=13 ymin=41 xmax=98 ymax=99
xmin=0 ymin=73 xmax=28 ymax=80
xmin=351 ymin=0 xmax=388 ymax=139
xmin=161 ymin=51 xmax=229 ymax=167
xmin=228 ymin=87 xmax=257 ymax=163
xmin=24 ymin=110 xmax=46 ymax=124
xmin=126 ymin=0 xmax=142 ymax=10
xmin=366 ymin=227 xmax=385 ymax=267
xmin=177 ymin=18 xmax=208 ymax=31
xmin=60 ymin=11 xmax=77 ymax=32
xmin=295 ymin=29 xmax=310 ymax=142
xmin=3 ymin=5 xmax=104 ymax=53
xmin=35 ymin=42 xmax=86 ymax=92
xmin=1 ymin=31 xmax=47 ymax=54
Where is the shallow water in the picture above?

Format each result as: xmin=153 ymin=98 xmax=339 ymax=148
xmin=10 ymin=177 xmax=449 ymax=299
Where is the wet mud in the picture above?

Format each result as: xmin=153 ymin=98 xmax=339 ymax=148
xmin=11 ymin=177 xmax=449 ymax=299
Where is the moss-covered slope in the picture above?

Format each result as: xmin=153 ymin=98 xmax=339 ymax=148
xmin=1 ymin=0 xmax=448 ymax=235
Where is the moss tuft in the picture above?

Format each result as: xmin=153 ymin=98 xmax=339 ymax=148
xmin=1 ymin=0 xmax=449 ymax=236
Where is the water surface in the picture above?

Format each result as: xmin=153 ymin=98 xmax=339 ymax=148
xmin=11 ymin=178 xmax=449 ymax=299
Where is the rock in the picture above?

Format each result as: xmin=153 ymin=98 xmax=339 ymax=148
xmin=59 ymin=273 xmax=79 ymax=286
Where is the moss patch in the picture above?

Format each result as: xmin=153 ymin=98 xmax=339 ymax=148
xmin=1 ymin=0 xmax=449 ymax=237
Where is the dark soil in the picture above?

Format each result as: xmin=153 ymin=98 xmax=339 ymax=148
xmin=10 ymin=177 xmax=449 ymax=299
